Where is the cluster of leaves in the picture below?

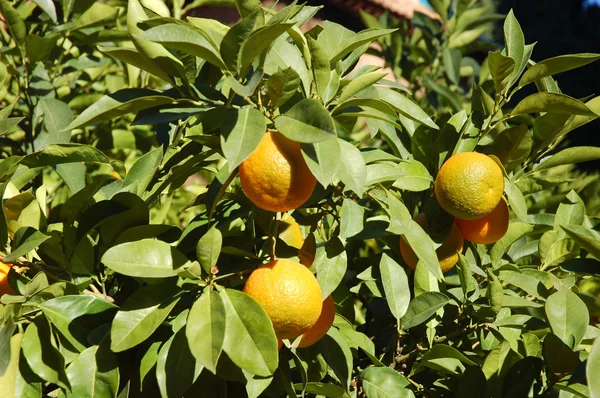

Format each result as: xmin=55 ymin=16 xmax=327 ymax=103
xmin=0 ymin=0 xmax=599 ymax=397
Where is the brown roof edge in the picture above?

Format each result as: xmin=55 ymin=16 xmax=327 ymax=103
xmin=366 ymin=0 xmax=440 ymax=20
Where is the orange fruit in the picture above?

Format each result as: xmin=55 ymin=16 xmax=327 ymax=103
xmin=434 ymin=152 xmax=504 ymax=220
xmin=297 ymin=295 xmax=335 ymax=348
xmin=455 ymin=196 xmax=509 ymax=244
xmin=0 ymin=262 xmax=15 ymax=296
xmin=279 ymin=214 xmax=303 ymax=249
xmin=239 ymin=132 xmax=316 ymax=212
xmin=400 ymin=213 xmax=464 ymax=273
xmin=243 ymin=259 xmax=322 ymax=340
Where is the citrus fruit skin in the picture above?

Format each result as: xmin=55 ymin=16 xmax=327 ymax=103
xmin=279 ymin=214 xmax=303 ymax=249
xmin=297 ymin=295 xmax=335 ymax=348
xmin=243 ymin=259 xmax=322 ymax=340
xmin=400 ymin=213 xmax=464 ymax=273
xmin=0 ymin=262 xmax=16 ymax=296
xmin=239 ymin=132 xmax=317 ymax=213
xmin=455 ymin=196 xmax=509 ymax=244
xmin=434 ymin=152 xmax=504 ymax=220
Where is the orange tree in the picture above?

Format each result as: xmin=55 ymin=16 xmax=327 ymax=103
xmin=0 ymin=0 xmax=600 ymax=397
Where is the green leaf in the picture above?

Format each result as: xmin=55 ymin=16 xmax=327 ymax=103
xmin=337 ymin=71 xmax=387 ymax=105
xmin=124 ymin=146 xmax=163 ymax=197
xmin=307 ymin=36 xmax=331 ymax=99
xmin=67 ymin=89 xmax=174 ymax=130
xmin=301 ymin=138 xmax=340 ymax=187
xmin=136 ymin=23 xmax=226 ymax=69
xmin=3 ymin=229 xmax=50 ymax=263
xmin=555 ymin=190 xmax=585 ymax=230
xmin=392 ymin=160 xmax=433 ymax=192
xmin=220 ymin=107 xmax=266 ymax=170
xmin=536 ymin=146 xmax=600 ymax=171
xmin=267 ymin=67 xmax=301 ymax=109
xmin=37 ymin=99 xmax=73 ymax=147
xmin=0 ymin=333 xmax=21 ymax=395
xmin=448 ymin=26 xmax=488 ymax=48
xmin=220 ymin=10 xmax=262 ymax=73
xmin=240 ymin=21 xmax=295 ymax=75
xmin=316 ymin=237 xmax=347 ymax=299
xmin=264 ymin=36 xmax=311 ymax=95
xmin=360 ymin=367 xmax=414 ymax=398
xmin=100 ymin=46 xmax=173 ymax=83
xmin=186 ymin=290 xmax=225 ymax=374
xmin=38 ymin=295 xmax=117 ymax=352
xmin=65 ymin=344 xmax=119 ymax=398
xmin=443 ymin=48 xmax=462 ymax=85
xmin=196 ymin=226 xmax=222 ymax=275
xmin=545 ymin=289 xmax=589 ymax=348
xmin=421 ymin=344 xmax=476 ymax=375
xmin=221 ymin=289 xmax=278 ymax=377
xmin=488 ymin=51 xmax=515 ymax=94
xmin=486 ymin=268 xmax=504 ymax=315
xmin=102 ymin=239 xmax=191 ymax=278
xmin=110 ymin=283 xmax=181 ymax=352
xmin=400 ymin=292 xmax=449 ymax=329
xmin=562 ymin=225 xmax=600 ymax=260
xmin=543 ymin=333 xmax=580 ymax=375
xmin=491 ymin=124 xmax=531 ymax=172
xmin=490 ymin=222 xmax=533 ymax=266
xmin=337 ymin=139 xmax=367 ymax=195
xmin=519 ymin=53 xmax=600 ymax=88
xmin=340 ymin=198 xmax=364 ymax=239
xmin=0 ymin=317 xmax=16 ymax=377
xmin=21 ymin=144 xmax=110 ymax=170
xmin=511 ymin=93 xmax=597 ymax=116
xmin=503 ymin=10 xmax=524 ymax=84
xmin=357 ymin=86 xmax=438 ymax=129
xmin=330 ymin=28 xmax=396 ymax=63
xmin=588 ymin=335 xmax=600 ymax=398
xmin=234 ymin=0 xmax=261 ymax=18
xmin=504 ymin=178 xmax=527 ymax=223
xmin=317 ymin=327 xmax=353 ymax=389
xmin=21 ymin=316 xmax=70 ymax=389
xmin=275 ymin=99 xmax=336 ymax=143
xmin=401 ymin=221 xmax=443 ymax=280
xmin=157 ymin=328 xmax=202 ymax=398
xmin=379 ymin=254 xmax=410 ymax=319
xmin=458 ymin=366 xmax=487 ymax=398
xmin=0 ymin=0 xmax=26 ymax=45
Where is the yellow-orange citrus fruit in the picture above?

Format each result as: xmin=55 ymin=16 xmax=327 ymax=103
xmin=297 ymin=295 xmax=335 ymax=348
xmin=400 ymin=213 xmax=464 ymax=273
xmin=455 ymin=197 xmax=509 ymax=244
xmin=243 ymin=259 xmax=322 ymax=339
xmin=0 ymin=262 xmax=15 ymax=296
xmin=434 ymin=152 xmax=504 ymax=220
xmin=277 ymin=339 xmax=283 ymax=351
xmin=239 ymin=132 xmax=316 ymax=212
xmin=279 ymin=214 xmax=303 ymax=249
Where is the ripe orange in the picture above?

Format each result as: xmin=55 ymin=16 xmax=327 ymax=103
xmin=239 ymin=132 xmax=316 ymax=212
xmin=455 ymin=196 xmax=509 ymax=244
xmin=400 ymin=213 xmax=464 ymax=273
xmin=434 ymin=152 xmax=504 ymax=220
xmin=243 ymin=259 xmax=322 ymax=340
xmin=0 ymin=262 xmax=15 ymax=296
xmin=279 ymin=214 xmax=303 ymax=249
xmin=297 ymin=295 xmax=335 ymax=348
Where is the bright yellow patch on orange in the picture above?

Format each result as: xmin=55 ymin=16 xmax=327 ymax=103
xmin=279 ymin=214 xmax=303 ymax=249
xmin=243 ymin=259 xmax=322 ymax=340
xmin=297 ymin=295 xmax=335 ymax=348
xmin=0 ymin=262 xmax=15 ymax=296
xmin=434 ymin=152 xmax=504 ymax=220
xmin=400 ymin=213 xmax=464 ymax=273
xmin=239 ymin=132 xmax=316 ymax=212
xmin=456 ymin=197 xmax=509 ymax=244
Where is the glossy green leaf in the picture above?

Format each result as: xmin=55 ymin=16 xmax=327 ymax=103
xmin=379 ymin=254 xmax=410 ymax=319
xmin=67 ymin=89 xmax=174 ymax=130
xmin=545 ymin=289 xmax=589 ymax=348
xmin=422 ymin=344 xmax=476 ymax=375
xmin=337 ymin=71 xmax=387 ymax=104
xmin=340 ymin=199 xmax=364 ymax=239
xmin=0 ymin=317 xmax=16 ymax=377
xmin=519 ymin=53 xmax=600 ymax=88
xmin=543 ymin=333 xmax=580 ymax=375
xmin=488 ymin=51 xmax=515 ymax=94
xmin=306 ymin=36 xmax=331 ymax=99
xmin=316 ymin=327 xmax=353 ymax=389
xmin=275 ymin=99 xmax=336 ymax=143
xmin=360 ymin=367 xmax=414 ymax=398
xmin=0 ymin=333 xmax=21 ymax=395
xmin=136 ymin=23 xmax=226 ymax=69
xmin=3 ymin=229 xmax=50 ymax=263
xmin=0 ymin=0 xmax=26 ymax=45
xmin=401 ymin=221 xmax=443 ymax=280
xmin=221 ymin=289 xmax=278 ymax=377
xmin=301 ymin=138 xmax=341 ymax=187
xmin=562 ymin=225 xmax=600 ymax=260
xmin=536 ymin=146 xmax=600 ymax=171
xmin=100 ymin=46 xmax=172 ymax=83
xmin=511 ymin=93 xmax=597 ymax=116
xmin=392 ymin=160 xmax=432 ymax=192
xmin=555 ymin=190 xmax=585 ymax=230
xmin=443 ymin=47 xmax=461 ymax=85
xmin=588 ymin=335 xmax=600 ymax=398
xmin=490 ymin=222 xmax=533 ymax=266
xmin=157 ymin=328 xmax=202 ymax=398
xmin=186 ymin=290 xmax=225 ymax=374
xmin=65 ymin=344 xmax=119 ymax=398
xmin=264 ymin=36 xmax=311 ymax=95
xmin=102 ymin=239 xmax=191 ymax=278
xmin=21 ymin=317 xmax=70 ymax=389
xmin=504 ymin=178 xmax=528 ymax=222
xmin=220 ymin=10 xmax=262 ymax=73
xmin=486 ymin=268 xmax=504 ymax=315
xmin=38 ymin=295 xmax=117 ymax=352
xmin=196 ymin=226 xmax=222 ymax=275
xmin=400 ymin=292 xmax=449 ymax=329
xmin=124 ymin=146 xmax=163 ymax=197
xmin=458 ymin=366 xmax=487 ymax=398
xmin=330 ymin=28 xmax=396 ymax=63
xmin=240 ymin=21 xmax=295 ymax=75
xmin=337 ymin=139 xmax=367 ymax=195
xmin=491 ymin=124 xmax=531 ymax=171
xmin=220 ymin=107 xmax=267 ymax=170
xmin=316 ymin=237 xmax=348 ymax=299
xmin=267 ymin=67 xmax=301 ymax=109
xmin=110 ymin=283 xmax=181 ymax=352
xmin=503 ymin=10 xmax=524 ymax=84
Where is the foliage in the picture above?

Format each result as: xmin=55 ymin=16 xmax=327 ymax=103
xmin=0 ymin=0 xmax=599 ymax=397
